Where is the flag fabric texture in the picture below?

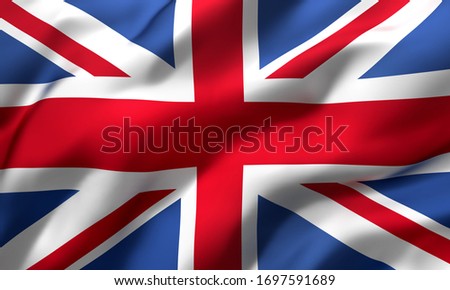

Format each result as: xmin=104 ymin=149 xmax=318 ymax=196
xmin=0 ymin=0 xmax=449 ymax=270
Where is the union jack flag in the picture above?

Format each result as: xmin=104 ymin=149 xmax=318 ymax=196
xmin=0 ymin=0 xmax=449 ymax=269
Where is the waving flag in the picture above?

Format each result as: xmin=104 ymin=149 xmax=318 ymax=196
xmin=245 ymin=155 xmax=450 ymax=269
xmin=0 ymin=0 xmax=449 ymax=270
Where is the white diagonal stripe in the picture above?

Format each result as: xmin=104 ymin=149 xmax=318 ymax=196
xmin=242 ymin=153 xmax=450 ymax=269
xmin=243 ymin=0 xmax=448 ymax=104
xmin=0 ymin=0 xmax=194 ymax=107
xmin=0 ymin=19 xmax=89 ymax=77
xmin=0 ymin=167 xmax=196 ymax=270
xmin=347 ymin=182 xmax=450 ymax=240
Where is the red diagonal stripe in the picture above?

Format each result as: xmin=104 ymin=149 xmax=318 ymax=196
xmin=0 ymin=0 xmax=128 ymax=77
xmin=304 ymin=183 xmax=450 ymax=264
xmin=269 ymin=0 xmax=409 ymax=78
xmin=28 ymin=189 xmax=174 ymax=270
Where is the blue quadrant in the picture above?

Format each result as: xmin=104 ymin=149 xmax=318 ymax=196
xmin=258 ymin=0 xmax=360 ymax=68
xmin=0 ymin=189 xmax=78 ymax=247
xmin=83 ymin=200 xmax=181 ymax=270
xmin=363 ymin=1 xmax=450 ymax=77
xmin=363 ymin=173 xmax=450 ymax=228
xmin=257 ymin=196 xmax=392 ymax=269
xmin=66 ymin=0 xmax=176 ymax=67
xmin=0 ymin=31 xmax=73 ymax=84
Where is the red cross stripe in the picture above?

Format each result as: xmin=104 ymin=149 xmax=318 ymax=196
xmin=0 ymin=0 xmax=450 ymax=270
